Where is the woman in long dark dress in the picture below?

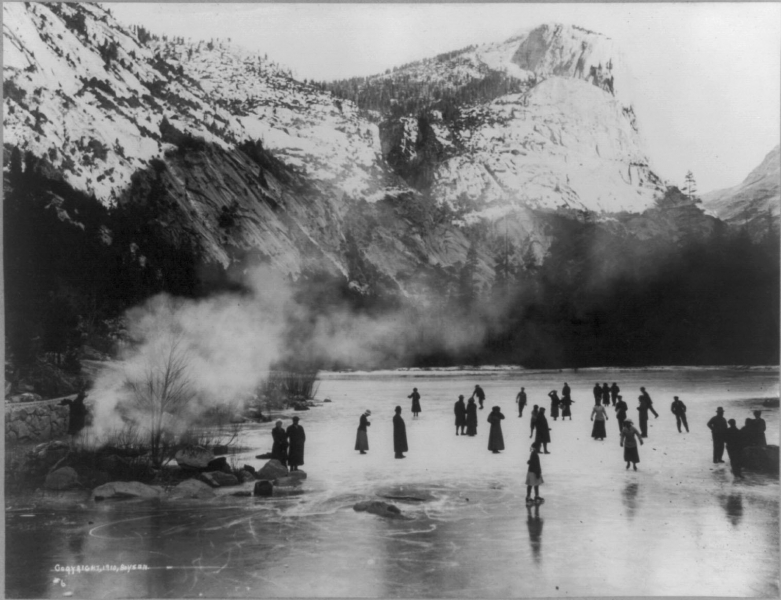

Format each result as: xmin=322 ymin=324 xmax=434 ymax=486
xmin=601 ymin=383 xmax=611 ymax=406
xmin=271 ymin=420 xmax=288 ymax=466
xmin=408 ymin=388 xmax=422 ymax=418
xmin=393 ymin=406 xmax=408 ymax=458
xmin=454 ymin=395 xmax=467 ymax=435
xmin=534 ymin=407 xmax=551 ymax=453
xmin=286 ymin=416 xmax=306 ymax=471
xmin=615 ymin=395 xmax=628 ymax=432
xmin=560 ymin=394 xmax=574 ymax=420
xmin=487 ymin=406 xmax=505 ymax=453
xmin=355 ymin=410 xmax=371 ymax=454
xmin=591 ymin=402 xmax=608 ymax=440
xmin=529 ymin=405 xmax=539 ymax=439
xmin=465 ymin=398 xmax=478 ymax=436
xmin=525 ymin=442 xmax=544 ymax=503
xmin=548 ymin=391 xmax=561 ymax=421
xmin=620 ymin=418 xmax=643 ymax=470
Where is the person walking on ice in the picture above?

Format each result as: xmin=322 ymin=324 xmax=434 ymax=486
xmin=454 ymin=395 xmax=467 ymax=435
xmin=591 ymin=400 xmax=608 ymax=440
xmin=525 ymin=442 xmax=544 ymax=504
xmin=408 ymin=388 xmax=422 ymax=418
xmin=516 ymin=387 xmax=527 ymax=417
xmin=393 ymin=406 xmax=408 ymax=459
xmin=707 ymin=407 xmax=728 ymax=464
xmin=620 ymin=418 xmax=644 ymax=470
xmin=671 ymin=396 xmax=689 ymax=433
xmin=472 ymin=385 xmax=486 ymax=410
xmin=487 ymin=406 xmax=506 ymax=454
xmin=355 ymin=410 xmax=371 ymax=454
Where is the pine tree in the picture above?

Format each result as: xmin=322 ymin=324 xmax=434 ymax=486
xmin=684 ymin=170 xmax=698 ymax=201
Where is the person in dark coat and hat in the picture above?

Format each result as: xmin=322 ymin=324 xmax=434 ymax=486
xmin=472 ymin=385 xmax=486 ymax=409
xmin=560 ymin=387 xmax=574 ymax=420
xmin=529 ymin=405 xmax=539 ymax=439
xmin=525 ymin=442 xmax=544 ymax=503
xmin=615 ymin=395 xmax=628 ymax=432
xmin=393 ymin=406 xmax=408 ymax=458
xmin=593 ymin=383 xmax=602 ymax=404
xmin=707 ymin=407 xmax=728 ymax=464
xmin=271 ymin=420 xmax=288 ymax=466
xmin=601 ymin=383 xmax=611 ymax=406
xmin=610 ymin=383 xmax=620 ymax=405
xmin=408 ymin=388 xmax=422 ymax=418
xmin=724 ymin=419 xmax=745 ymax=478
xmin=516 ymin=387 xmax=527 ymax=417
xmin=670 ymin=396 xmax=689 ymax=433
xmin=454 ymin=395 xmax=467 ymax=435
xmin=751 ymin=410 xmax=767 ymax=447
xmin=534 ymin=407 xmax=551 ymax=453
xmin=60 ymin=389 xmax=88 ymax=437
xmin=465 ymin=397 xmax=478 ymax=436
xmin=548 ymin=390 xmax=561 ymax=421
xmin=286 ymin=416 xmax=306 ymax=471
xmin=487 ymin=406 xmax=506 ymax=453
xmin=355 ymin=410 xmax=371 ymax=454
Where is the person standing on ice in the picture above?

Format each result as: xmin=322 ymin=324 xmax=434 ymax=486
xmin=637 ymin=393 xmax=656 ymax=438
xmin=529 ymin=405 xmax=539 ymax=439
xmin=472 ymin=385 xmax=486 ymax=409
xmin=271 ymin=420 xmax=288 ymax=466
xmin=560 ymin=391 xmax=574 ymax=420
xmin=465 ymin=397 xmax=478 ymax=436
xmin=562 ymin=382 xmax=571 ymax=403
xmin=593 ymin=383 xmax=602 ymax=404
xmin=750 ymin=410 xmax=767 ymax=447
xmin=525 ymin=442 xmax=544 ymax=503
xmin=601 ymin=383 xmax=611 ymax=406
xmin=408 ymin=388 xmax=422 ymax=418
xmin=615 ymin=395 xmax=628 ymax=432
xmin=393 ymin=406 xmax=408 ymax=459
xmin=534 ymin=407 xmax=551 ymax=453
xmin=724 ymin=419 xmax=745 ymax=479
xmin=355 ymin=410 xmax=371 ymax=455
xmin=454 ymin=395 xmax=467 ymax=435
xmin=620 ymin=418 xmax=644 ymax=470
xmin=487 ymin=406 xmax=506 ymax=453
xmin=670 ymin=396 xmax=689 ymax=433
xmin=591 ymin=400 xmax=608 ymax=440
xmin=286 ymin=416 xmax=306 ymax=471
xmin=548 ymin=390 xmax=561 ymax=421
xmin=707 ymin=407 xmax=728 ymax=464
xmin=639 ymin=387 xmax=660 ymax=418
xmin=516 ymin=387 xmax=527 ymax=417
xmin=610 ymin=382 xmax=620 ymax=405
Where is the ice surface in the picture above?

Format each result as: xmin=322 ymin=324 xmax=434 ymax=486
xmin=5 ymin=368 xmax=778 ymax=598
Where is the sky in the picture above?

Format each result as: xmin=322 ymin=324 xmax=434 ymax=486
xmin=109 ymin=3 xmax=781 ymax=193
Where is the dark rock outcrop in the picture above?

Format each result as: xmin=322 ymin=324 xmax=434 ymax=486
xmin=353 ymin=500 xmax=403 ymax=519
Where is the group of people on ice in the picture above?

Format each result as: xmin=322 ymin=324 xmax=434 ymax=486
xmin=707 ymin=406 xmax=768 ymax=478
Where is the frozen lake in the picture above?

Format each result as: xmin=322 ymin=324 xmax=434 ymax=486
xmin=6 ymin=367 xmax=779 ymax=598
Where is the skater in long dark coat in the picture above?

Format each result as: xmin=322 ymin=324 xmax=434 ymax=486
xmin=591 ymin=402 xmax=608 ymax=440
xmin=602 ymin=383 xmax=611 ymax=406
xmin=487 ymin=406 xmax=505 ymax=453
xmin=534 ymin=407 xmax=551 ymax=453
xmin=562 ymin=383 xmax=571 ymax=402
xmin=454 ymin=395 xmax=467 ymax=435
xmin=60 ymin=390 xmax=88 ymax=436
xmin=529 ymin=405 xmax=539 ymax=439
xmin=593 ymin=383 xmax=602 ymax=404
xmin=707 ymin=407 xmax=728 ymax=464
xmin=548 ymin=390 xmax=561 ymax=421
xmin=286 ymin=416 xmax=306 ymax=471
xmin=620 ymin=419 xmax=643 ymax=470
xmin=465 ymin=398 xmax=478 ymax=436
xmin=560 ymin=390 xmax=574 ymax=420
xmin=724 ymin=419 xmax=745 ymax=478
xmin=408 ymin=388 xmax=422 ymax=418
xmin=610 ymin=383 xmax=620 ymax=405
xmin=271 ymin=420 xmax=289 ymax=466
xmin=615 ymin=395 xmax=628 ymax=432
xmin=751 ymin=410 xmax=767 ymax=447
xmin=516 ymin=387 xmax=527 ymax=417
xmin=393 ymin=406 xmax=408 ymax=458
xmin=472 ymin=385 xmax=486 ymax=409
xmin=670 ymin=396 xmax=689 ymax=433
xmin=525 ymin=442 xmax=544 ymax=503
xmin=640 ymin=387 xmax=659 ymax=417
xmin=355 ymin=410 xmax=371 ymax=454
xmin=637 ymin=395 xmax=651 ymax=438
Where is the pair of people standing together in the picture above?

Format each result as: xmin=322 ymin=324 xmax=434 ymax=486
xmin=454 ymin=395 xmax=478 ymax=436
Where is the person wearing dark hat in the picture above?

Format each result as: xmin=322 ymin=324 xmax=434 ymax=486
xmin=610 ymin=382 xmax=620 ymax=406
xmin=355 ymin=410 xmax=371 ymax=454
xmin=639 ymin=387 xmax=659 ymax=418
xmin=487 ymin=406 xmax=506 ymax=454
xmin=534 ymin=407 xmax=551 ymax=453
xmin=271 ymin=420 xmax=288 ymax=466
xmin=408 ymin=388 xmax=422 ymax=418
xmin=454 ymin=395 xmax=467 ymax=435
xmin=472 ymin=385 xmax=486 ymax=409
xmin=724 ymin=419 xmax=745 ymax=478
xmin=393 ymin=406 xmax=408 ymax=458
xmin=620 ymin=418 xmax=644 ymax=470
xmin=751 ymin=410 xmax=767 ymax=447
xmin=601 ymin=383 xmax=611 ymax=406
xmin=516 ymin=387 xmax=527 ymax=417
xmin=593 ymin=383 xmax=602 ymax=404
xmin=707 ymin=407 xmax=728 ymax=464
xmin=671 ymin=396 xmax=689 ymax=433
xmin=465 ymin=397 xmax=478 ymax=436
xmin=286 ymin=416 xmax=306 ymax=471
xmin=615 ymin=395 xmax=628 ymax=432
xmin=548 ymin=390 xmax=561 ymax=421
xmin=525 ymin=442 xmax=544 ymax=503
xmin=60 ymin=388 xmax=89 ymax=438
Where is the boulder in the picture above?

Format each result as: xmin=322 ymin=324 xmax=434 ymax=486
xmin=92 ymin=481 xmax=162 ymax=501
xmin=31 ymin=441 xmax=69 ymax=464
xmin=212 ymin=445 xmax=229 ymax=456
xmin=273 ymin=476 xmax=302 ymax=487
xmin=742 ymin=445 xmax=779 ymax=475
xmin=199 ymin=471 xmax=240 ymax=487
xmin=97 ymin=454 xmax=131 ymax=478
xmin=253 ymin=480 xmax=273 ymax=497
xmin=255 ymin=452 xmax=274 ymax=460
xmin=292 ymin=402 xmax=310 ymax=411
xmin=762 ymin=398 xmax=780 ymax=408
xmin=256 ymin=459 xmax=288 ymax=481
xmin=231 ymin=490 xmax=252 ymax=497
xmin=238 ymin=470 xmax=255 ymax=483
xmin=242 ymin=464 xmax=256 ymax=475
xmin=11 ymin=421 xmax=31 ymax=441
xmin=168 ymin=479 xmax=217 ymax=500
xmin=18 ymin=392 xmax=42 ymax=403
xmin=174 ymin=446 xmax=214 ymax=469
xmin=206 ymin=456 xmax=231 ymax=473
xmin=323 ymin=398 xmax=332 ymax=403
xmin=353 ymin=500 xmax=403 ymax=519
xmin=44 ymin=467 xmax=80 ymax=491
xmin=288 ymin=470 xmax=307 ymax=480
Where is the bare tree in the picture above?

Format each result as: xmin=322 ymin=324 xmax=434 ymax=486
xmin=125 ymin=335 xmax=193 ymax=466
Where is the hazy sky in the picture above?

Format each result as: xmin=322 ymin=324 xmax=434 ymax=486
xmin=110 ymin=3 xmax=781 ymax=193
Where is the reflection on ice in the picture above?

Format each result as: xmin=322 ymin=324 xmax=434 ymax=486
xmin=721 ymin=493 xmax=744 ymax=527
xmin=622 ymin=482 xmax=640 ymax=520
xmin=526 ymin=504 xmax=544 ymax=565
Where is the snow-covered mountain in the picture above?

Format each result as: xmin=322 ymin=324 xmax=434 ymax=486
xmin=702 ymin=145 xmax=780 ymax=239
xmin=4 ymin=4 xmax=679 ymax=292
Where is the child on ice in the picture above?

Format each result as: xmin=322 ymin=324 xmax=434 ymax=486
xmin=526 ymin=442 xmax=544 ymax=504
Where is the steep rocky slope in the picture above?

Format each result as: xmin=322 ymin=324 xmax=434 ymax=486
xmin=702 ymin=145 xmax=780 ymax=239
